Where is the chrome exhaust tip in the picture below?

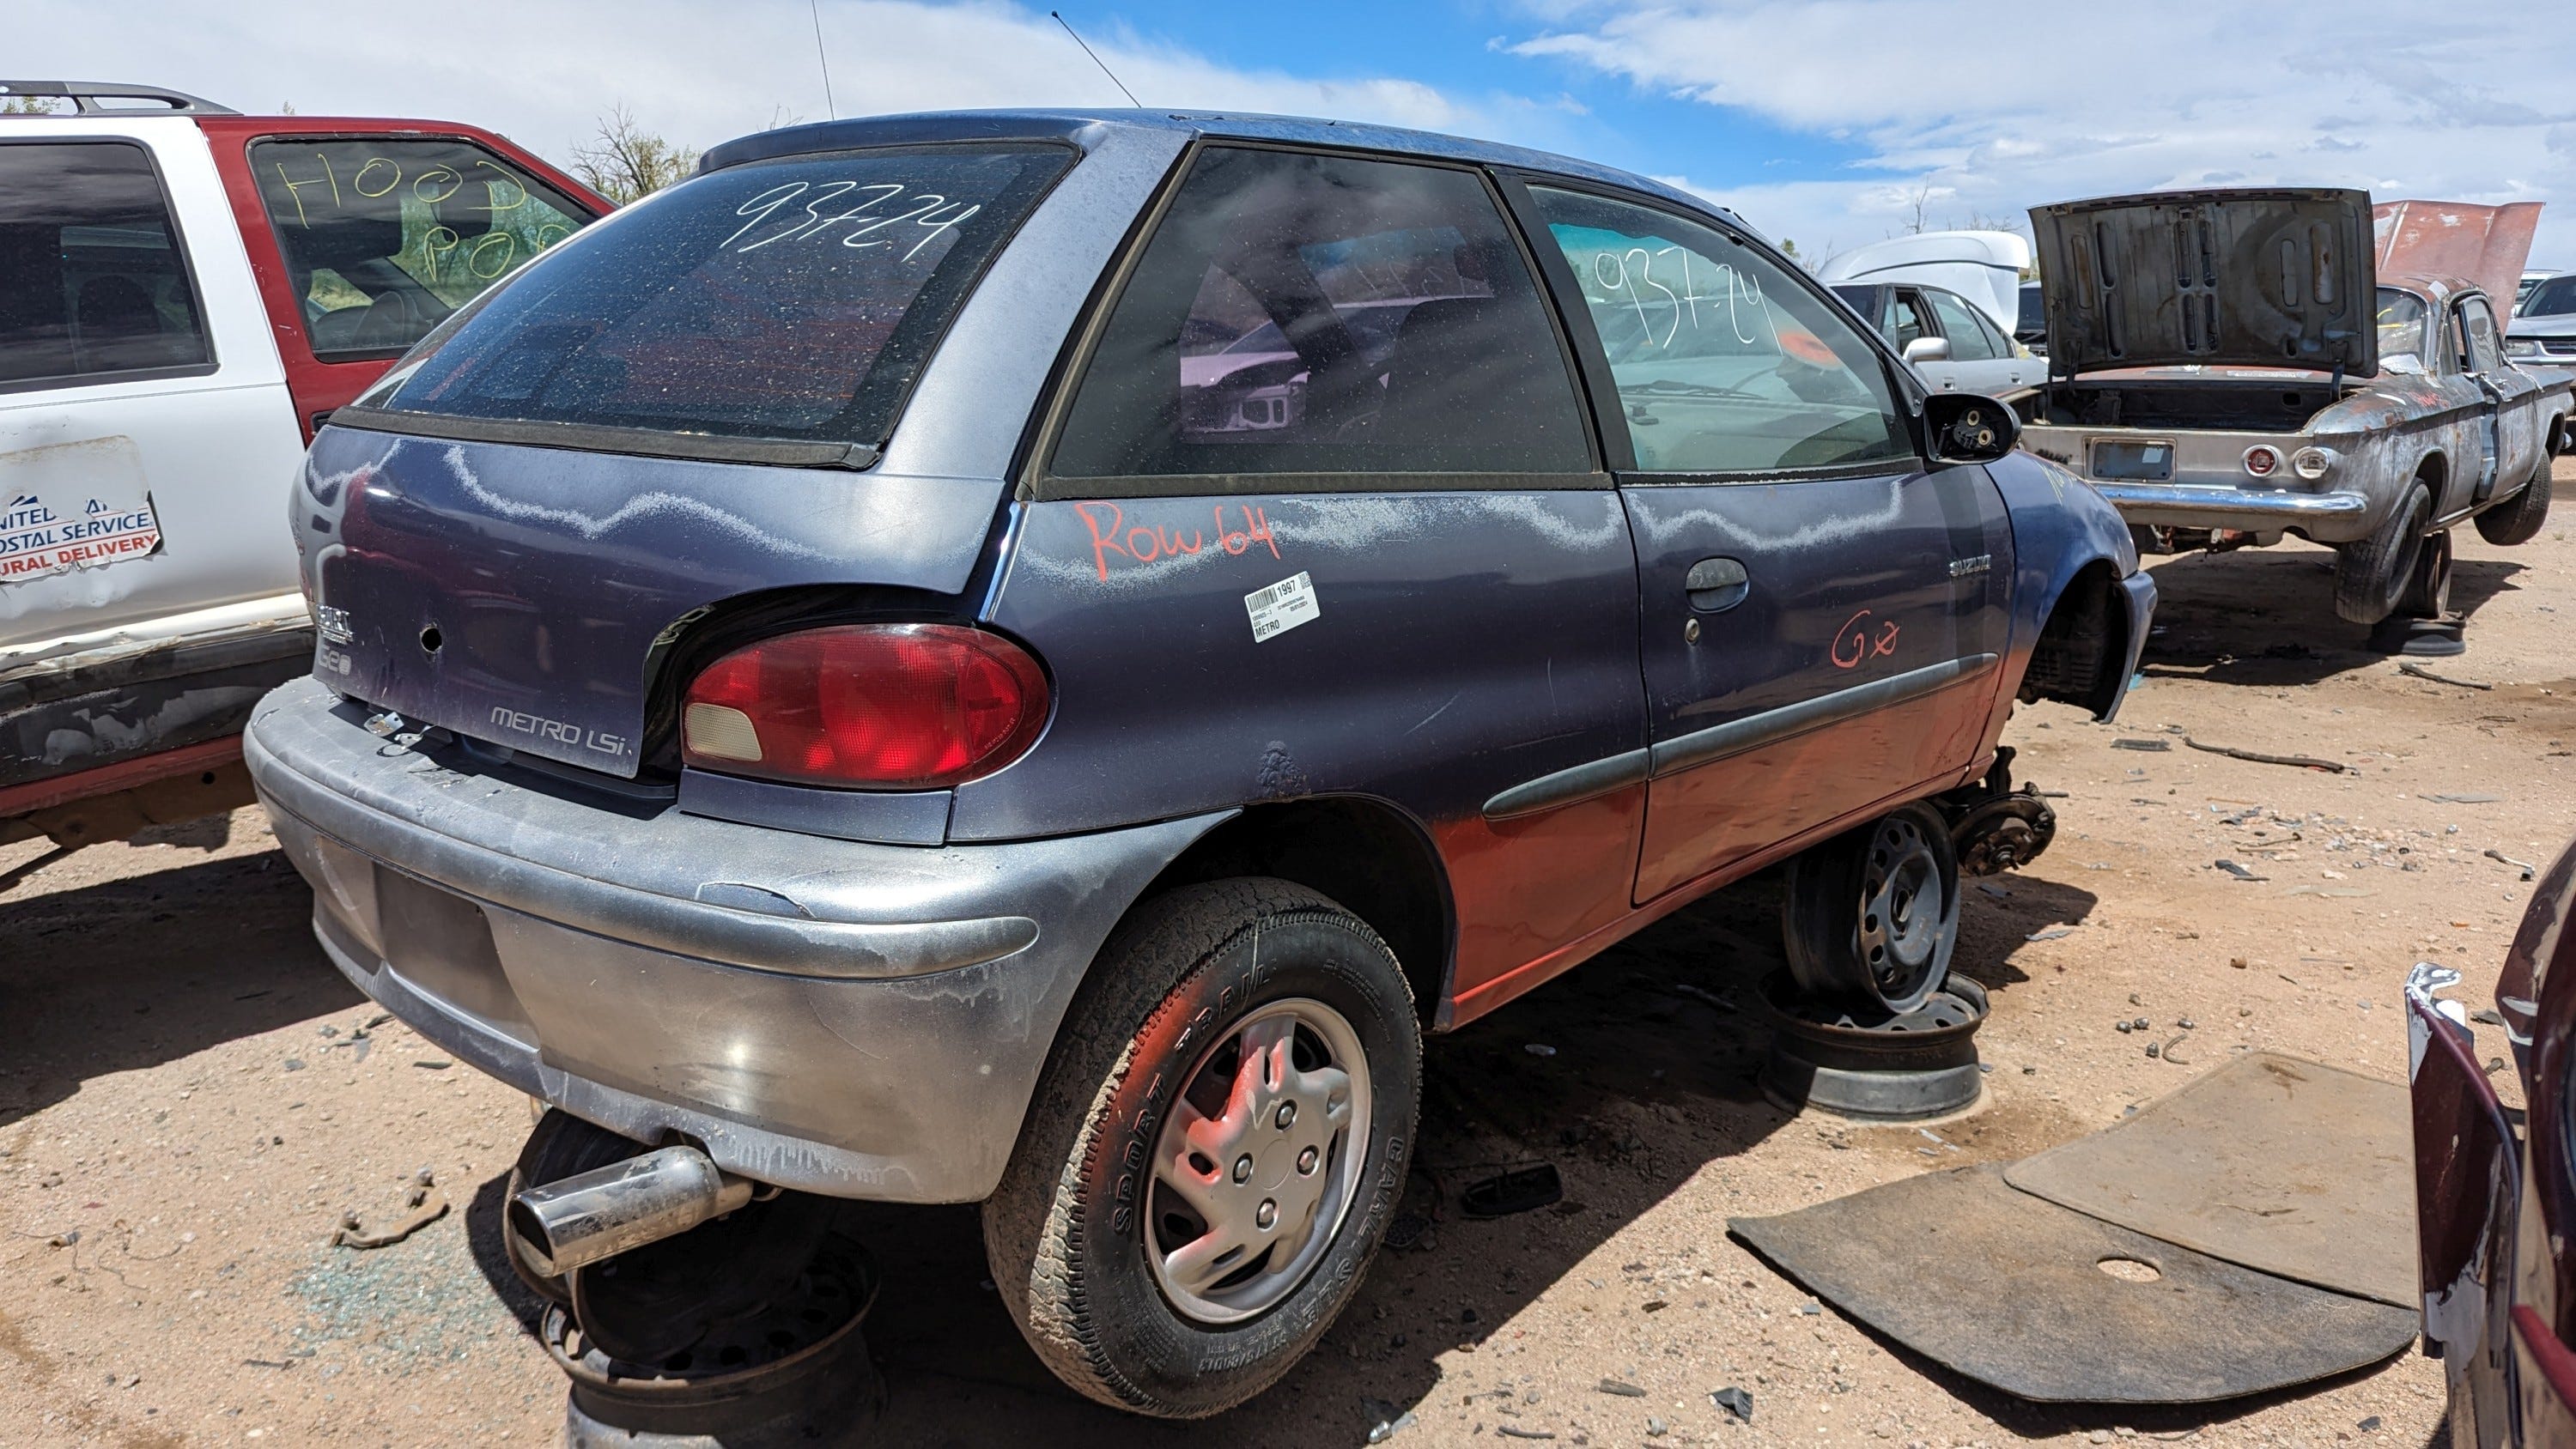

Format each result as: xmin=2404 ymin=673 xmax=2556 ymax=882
xmin=507 ymin=1144 xmax=756 ymax=1277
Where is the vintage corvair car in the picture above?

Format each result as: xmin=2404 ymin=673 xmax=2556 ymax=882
xmin=2015 ymin=189 xmax=2567 ymax=625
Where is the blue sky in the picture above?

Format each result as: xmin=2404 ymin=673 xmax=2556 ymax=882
xmin=19 ymin=0 xmax=2576 ymax=268
xmin=1020 ymin=0 xmax=1863 ymax=235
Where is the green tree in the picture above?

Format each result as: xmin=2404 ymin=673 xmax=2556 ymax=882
xmin=569 ymin=105 xmax=699 ymax=205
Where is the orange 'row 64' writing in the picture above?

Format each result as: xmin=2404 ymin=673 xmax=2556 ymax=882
xmin=1078 ymin=502 xmax=1280 ymax=580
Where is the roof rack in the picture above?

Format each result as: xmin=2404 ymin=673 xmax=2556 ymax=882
xmin=0 ymin=81 xmax=235 ymax=117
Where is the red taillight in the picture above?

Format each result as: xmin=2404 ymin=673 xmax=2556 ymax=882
xmin=681 ymin=624 xmax=1048 ymax=791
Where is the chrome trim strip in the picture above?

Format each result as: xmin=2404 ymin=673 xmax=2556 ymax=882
xmin=2089 ymin=482 xmax=2370 ymax=520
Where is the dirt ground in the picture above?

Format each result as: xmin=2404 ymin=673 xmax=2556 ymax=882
xmin=8 ymin=476 xmax=2574 ymax=1449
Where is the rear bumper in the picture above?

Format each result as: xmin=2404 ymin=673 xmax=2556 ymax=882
xmin=2091 ymin=482 xmax=2372 ymax=539
xmin=245 ymin=676 xmax=1228 ymax=1202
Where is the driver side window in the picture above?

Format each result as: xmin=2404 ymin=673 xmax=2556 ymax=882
xmin=1528 ymin=187 xmax=1911 ymax=474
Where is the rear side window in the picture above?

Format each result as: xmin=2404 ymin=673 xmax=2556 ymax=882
xmin=250 ymin=137 xmax=592 ymax=361
xmin=0 ymin=141 xmax=210 ymax=388
xmin=1530 ymin=187 xmax=1911 ymax=475
xmin=1047 ymin=146 xmax=1592 ymax=484
xmin=1926 ymin=288 xmax=2000 ymax=361
xmin=381 ymin=144 xmax=1070 ymax=445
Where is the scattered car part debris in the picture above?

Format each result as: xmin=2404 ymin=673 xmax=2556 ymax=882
xmin=1710 ymin=1385 xmax=1756 ymax=1422
xmin=550 ymin=1234 xmax=882 ymax=1447
xmin=332 ymin=1169 xmax=447 ymax=1250
xmin=2426 ymin=792 xmax=2502 ymax=804
xmin=2214 ymin=859 xmax=2269 ymax=882
xmin=2005 ymin=1053 xmax=2413 ymax=1306
xmin=2026 ymin=926 xmax=2075 ymax=942
xmin=1523 ymin=1043 xmax=1558 ymax=1058
xmin=2111 ymin=738 xmax=2171 ymax=752
xmin=2485 ymin=849 xmax=2537 ymax=878
xmin=1758 ymin=973 xmax=1989 ymax=1121
xmin=1461 ymin=1164 xmax=1564 ymax=1220
xmin=1596 ymin=1378 xmax=1647 ymax=1397
xmin=2181 ymin=737 xmax=2351 ymax=773
xmin=1731 ymin=1164 xmax=2416 ymax=1403
xmin=1366 ymin=1408 xmax=1419 ymax=1442
xmin=2398 ymin=662 xmax=2494 ymax=690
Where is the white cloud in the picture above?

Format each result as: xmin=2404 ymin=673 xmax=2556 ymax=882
xmin=8 ymin=0 xmax=1567 ymax=177
xmin=1516 ymin=0 xmax=2576 ymax=270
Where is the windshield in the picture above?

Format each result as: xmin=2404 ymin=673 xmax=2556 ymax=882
xmin=380 ymin=144 xmax=1070 ymax=445
xmin=2376 ymin=287 xmax=2429 ymax=362
xmin=2524 ymin=276 xmax=2576 ymax=318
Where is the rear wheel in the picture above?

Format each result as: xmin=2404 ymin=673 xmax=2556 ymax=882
xmin=982 ymin=879 xmax=1419 ymax=1418
xmin=1782 ymin=803 xmax=1961 ymax=1017
xmin=2476 ymin=461 xmax=2553 ymax=546
xmin=2334 ymin=482 xmax=2432 ymax=625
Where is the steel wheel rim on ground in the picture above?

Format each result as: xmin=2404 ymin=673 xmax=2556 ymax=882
xmin=1144 ymin=997 xmax=1372 ymax=1325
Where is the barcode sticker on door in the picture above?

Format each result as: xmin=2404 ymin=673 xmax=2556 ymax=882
xmin=1244 ymin=571 xmax=1319 ymax=642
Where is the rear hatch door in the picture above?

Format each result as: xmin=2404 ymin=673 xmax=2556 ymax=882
xmin=297 ymin=139 xmax=1078 ymax=775
xmin=2031 ymin=188 xmax=2377 ymax=378
xmin=304 ymin=427 xmax=1005 ymax=776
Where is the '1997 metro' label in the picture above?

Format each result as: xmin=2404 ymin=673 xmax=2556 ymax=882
xmin=1245 ymin=572 xmax=1319 ymax=642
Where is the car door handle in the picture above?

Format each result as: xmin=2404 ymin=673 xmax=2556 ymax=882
xmin=1686 ymin=557 xmax=1750 ymax=612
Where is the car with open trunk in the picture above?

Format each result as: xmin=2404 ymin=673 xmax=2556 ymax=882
xmin=2014 ymin=188 xmax=2567 ymax=627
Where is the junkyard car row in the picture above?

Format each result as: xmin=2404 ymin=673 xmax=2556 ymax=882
xmin=3 ymin=82 xmax=2571 ymax=1434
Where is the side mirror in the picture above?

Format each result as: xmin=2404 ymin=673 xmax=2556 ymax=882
xmin=1903 ymin=336 xmax=1951 ymax=364
xmin=1924 ymin=392 xmax=2019 ymax=464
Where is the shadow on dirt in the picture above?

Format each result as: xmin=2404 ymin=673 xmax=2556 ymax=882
xmin=2136 ymin=546 xmax=2526 ymax=688
xmin=555 ymin=874 xmax=2101 ymax=1447
xmin=0 ymin=848 xmax=359 ymax=1132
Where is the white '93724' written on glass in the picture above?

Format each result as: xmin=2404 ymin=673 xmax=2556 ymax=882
xmin=720 ymin=181 xmax=983 ymax=262
xmin=1584 ymin=246 xmax=1771 ymax=350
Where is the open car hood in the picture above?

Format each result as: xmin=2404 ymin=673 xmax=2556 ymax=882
xmin=2031 ymin=188 xmax=2377 ymax=379
xmin=2373 ymin=199 xmax=2543 ymax=315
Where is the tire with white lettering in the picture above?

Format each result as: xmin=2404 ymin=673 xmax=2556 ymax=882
xmin=2334 ymin=481 xmax=2432 ymax=625
xmin=982 ymin=879 xmax=1419 ymax=1418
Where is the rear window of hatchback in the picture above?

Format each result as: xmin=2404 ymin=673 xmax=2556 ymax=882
xmin=363 ymin=143 xmax=1072 ymax=456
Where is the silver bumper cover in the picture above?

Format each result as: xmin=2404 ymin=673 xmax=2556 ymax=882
xmin=246 ymin=676 xmax=1227 ymax=1202
xmin=2089 ymin=482 xmax=2372 ymax=536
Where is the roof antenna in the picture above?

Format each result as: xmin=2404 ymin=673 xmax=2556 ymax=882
xmin=809 ymin=0 xmax=837 ymax=119
xmin=1051 ymin=10 xmax=1141 ymax=108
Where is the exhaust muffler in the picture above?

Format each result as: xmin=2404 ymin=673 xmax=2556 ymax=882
xmin=507 ymin=1144 xmax=756 ymax=1277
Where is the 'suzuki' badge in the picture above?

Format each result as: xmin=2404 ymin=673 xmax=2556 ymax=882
xmin=1245 ymin=571 xmax=1319 ymax=642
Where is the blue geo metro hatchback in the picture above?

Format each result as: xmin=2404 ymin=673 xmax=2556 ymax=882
xmin=249 ymin=110 xmax=2152 ymax=1415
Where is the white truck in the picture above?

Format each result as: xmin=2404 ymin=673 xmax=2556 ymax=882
xmin=0 ymin=81 xmax=605 ymax=884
